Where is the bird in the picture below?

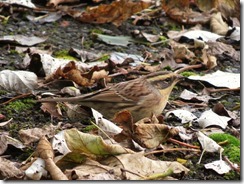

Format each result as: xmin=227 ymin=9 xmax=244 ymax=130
xmin=38 ymin=71 xmax=184 ymax=122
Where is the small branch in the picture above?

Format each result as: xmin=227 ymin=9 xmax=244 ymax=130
xmin=174 ymin=64 xmax=204 ymax=74
xmin=223 ymin=156 xmax=240 ymax=173
xmin=167 ymin=138 xmax=200 ymax=149
xmin=0 ymin=93 xmax=32 ymax=105
xmin=206 ymin=87 xmax=240 ymax=93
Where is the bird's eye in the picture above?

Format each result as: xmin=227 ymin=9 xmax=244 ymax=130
xmin=164 ymin=78 xmax=171 ymax=83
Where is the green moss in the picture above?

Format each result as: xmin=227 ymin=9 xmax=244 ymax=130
xmin=181 ymin=71 xmax=198 ymax=77
xmin=4 ymin=98 xmax=36 ymax=113
xmin=224 ymin=170 xmax=240 ymax=180
xmin=98 ymin=54 xmax=110 ymax=61
xmin=83 ymin=40 xmax=94 ymax=49
xmin=53 ymin=49 xmax=78 ymax=61
xmin=82 ymin=125 xmax=97 ymax=133
xmin=209 ymin=133 xmax=240 ymax=163
xmin=158 ymin=35 xmax=169 ymax=46
xmin=90 ymin=28 xmax=104 ymax=34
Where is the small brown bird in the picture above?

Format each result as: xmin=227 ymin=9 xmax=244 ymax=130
xmin=39 ymin=71 xmax=183 ymax=122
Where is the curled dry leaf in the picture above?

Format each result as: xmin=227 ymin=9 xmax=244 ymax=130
xmin=0 ymin=134 xmax=25 ymax=155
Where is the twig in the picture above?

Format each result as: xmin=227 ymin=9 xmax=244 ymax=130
xmin=223 ymin=156 xmax=240 ymax=173
xmin=167 ymin=138 xmax=200 ymax=149
xmin=205 ymin=88 xmax=240 ymax=93
xmin=0 ymin=93 xmax=32 ymax=105
xmin=174 ymin=64 xmax=204 ymax=74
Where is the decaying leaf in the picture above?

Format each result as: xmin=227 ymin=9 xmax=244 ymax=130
xmin=114 ymin=113 xmax=179 ymax=149
xmin=0 ymin=70 xmax=38 ymax=94
xmin=102 ymin=152 xmax=189 ymax=180
xmin=64 ymin=128 xmax=133 ymax=158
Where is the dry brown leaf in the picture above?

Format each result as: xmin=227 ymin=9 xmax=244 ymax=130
xmin=40 ymin=102 xmax=63 ymax=119
xmin=162 ymin=0 xmax=211 ymax=25
xmin=70 ymin=0 xmax=152 ymax=26
xmin=19 ymin=124 xmax=61 ymax=145
xmin=133 ymin=116 xmax=179 ymax=148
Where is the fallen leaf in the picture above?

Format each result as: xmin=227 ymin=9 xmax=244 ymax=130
xmin=188 ymin=70 xmax=240 ymax=89
xmin=1 ymin=0 xmax=36 ymax=8
xmin=74 ymin=0 xmax=151 ymax=26
xmin=165 ymin=109 xmax=197 ymax=124
xmin=197 ymin=109 xmax=231 ymax=129
xmin=0 ymin=70 xmax=38 ymax=94
xmin=210 ymin=12 xmax=229 ymax=35
xmin=25 ymin=158 xmax=47 ymax=180
xmin=196 ymin=131 xmax=224 ymax=164
xmin=102 ymin=152 xmax=189 ymax=180
xmin=0 ymin=134 xmax=25 ymax=155
xmin=204 ymin=160 xmax=231 ymax=174
xmin=0 ymin=157 xmax=24 ymax=179
xmin=0 ymin=35 xmax=47 ymax=46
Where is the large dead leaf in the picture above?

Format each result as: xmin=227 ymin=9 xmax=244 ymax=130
xmin=102 ymin=152 xmax=189 ymax=180
xmin=67 ymin=0 xmax=152 ymax=26
xmin=64 ymin=128 xmax=133 ymax=158
xmin=0 ymin=70 xmax=38 ymax=94
xmin=64 ymin=159 xmax=120 ymax=180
